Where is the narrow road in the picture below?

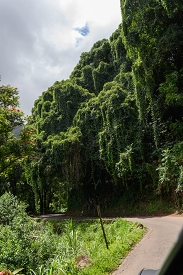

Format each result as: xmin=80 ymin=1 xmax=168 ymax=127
xmin=112 ymin=215 xmax=183 ymax=275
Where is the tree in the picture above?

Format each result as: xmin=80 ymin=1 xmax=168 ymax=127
xmin=0 ymin=84 xmax=35 ymax=193
xmin=120 ymin=0 xmax=183 ymax=207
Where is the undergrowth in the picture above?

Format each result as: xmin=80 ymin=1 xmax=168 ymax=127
xmin=0 ymin=193 xmax=146 ymax=275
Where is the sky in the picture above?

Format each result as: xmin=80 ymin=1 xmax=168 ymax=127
xmin=0 ymin=0 xmax=122 ymax=115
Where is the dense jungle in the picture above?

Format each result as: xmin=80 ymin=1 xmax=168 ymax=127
xmin=1 ymin=0 xmax=183 ymax=215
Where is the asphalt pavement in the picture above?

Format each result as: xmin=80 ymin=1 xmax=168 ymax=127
xmin=112 ymin=215 xmax=183 ymax=275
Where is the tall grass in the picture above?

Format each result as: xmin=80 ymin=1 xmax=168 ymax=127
xmin=0 ymin=218 xmax=145 ymax=275
xmin=36 ymin=218 xmax=145 ymax=275
xmin=0 ymin=193 xmax=146 ymax=275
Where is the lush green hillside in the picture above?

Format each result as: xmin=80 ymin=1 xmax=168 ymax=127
xmin=12 ymin=1 xmax=183 ymax=214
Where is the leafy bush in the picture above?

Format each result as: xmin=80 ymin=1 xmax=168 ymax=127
xmin=0 ymin=193 xmax=58 ymax=273
xmin=0 ymin=192 xmax=28 ymax=225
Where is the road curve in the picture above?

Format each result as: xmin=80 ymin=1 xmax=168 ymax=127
xmin=112 ymin=215 xmax=183 ymax=275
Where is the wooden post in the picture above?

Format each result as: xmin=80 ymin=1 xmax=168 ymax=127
xmin=97 ymin=205 xmax=109 ymax=249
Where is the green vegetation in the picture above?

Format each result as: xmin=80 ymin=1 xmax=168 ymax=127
xmin=0 ymin=193 xmax=145 ymax=275
xmin=0 ymin=84 xmax=35 ymax=209
xmin=3 ymin=0 xmax=183 ymax=273
xmin=1 ymin=1 xmax=183 ymax=214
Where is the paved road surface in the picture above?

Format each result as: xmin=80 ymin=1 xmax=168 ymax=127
xmin=112 ymin=215 xmax=183 ymax=275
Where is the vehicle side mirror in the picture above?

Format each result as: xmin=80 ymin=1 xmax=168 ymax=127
xmin=138 ymin=269 xmax=159 ymax=275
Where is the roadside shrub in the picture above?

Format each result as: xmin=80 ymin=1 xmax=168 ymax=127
xmin=0 ymin=192 xmax=28 ymax=225
xmin=0 ymin=193 xmax=58 ymax=274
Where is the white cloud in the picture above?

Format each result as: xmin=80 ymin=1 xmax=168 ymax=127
xmin=0 ymin=0 xmax=122 ymax=115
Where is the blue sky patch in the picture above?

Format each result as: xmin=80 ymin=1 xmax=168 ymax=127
xmin=74 ymin=23 xmax=90 ymax=37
